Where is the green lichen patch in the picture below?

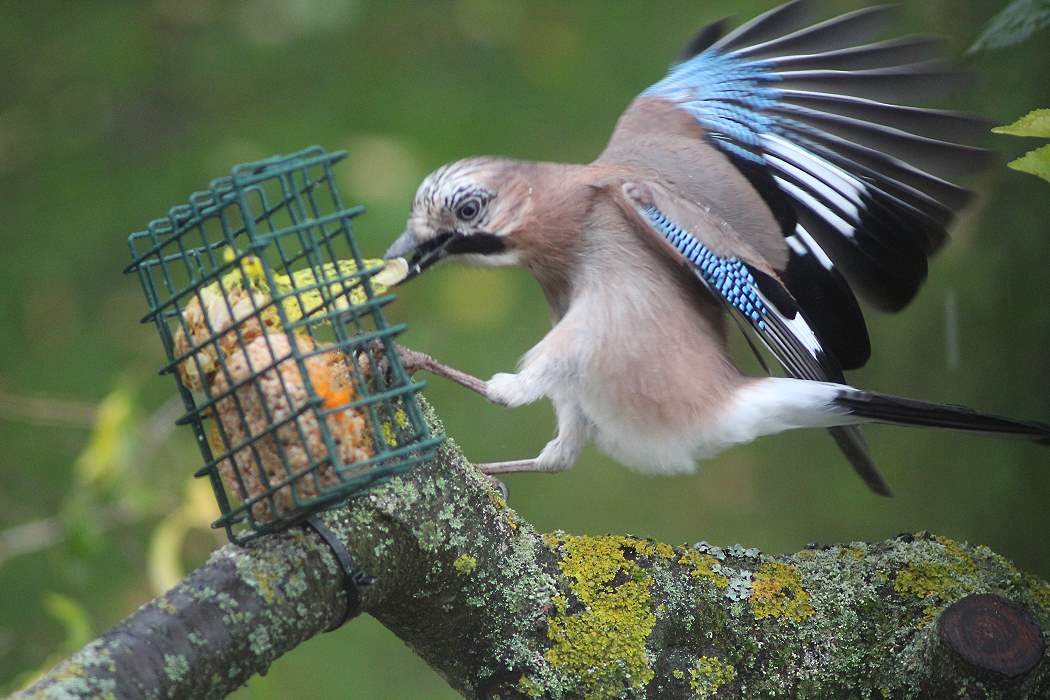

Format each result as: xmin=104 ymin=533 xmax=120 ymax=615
xmin=417 ymin=520 xmax=443 ymax=551
xmin=248 ymin=626 xmax=272 ymax=657
xmin=285 ymin=571 xmax=307 ymax=599
xmin=231 ymin=549 xmax=285 ymax=605
xmin=689 ymin=655 xmax=736 ymax=698
xmin=163 ymin=653 xmax=189 ymax=683
xmin=453 ymin=554 xmax=477 ymax=576
xmin=543 ymin=533 xmax=658 ymax=698
xmin=1024 ymin=573 xmax=1050 ymax=616
xmin=678 ymin=550 xmax=729 ymax=589
xmin=750 ymin=562 xmax=815 ymax=622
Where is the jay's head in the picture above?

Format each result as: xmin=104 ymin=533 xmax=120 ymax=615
xmin=385 ymin=157 xmax=531 ymax=281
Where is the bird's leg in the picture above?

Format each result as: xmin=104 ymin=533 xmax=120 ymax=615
xmin=479 ymin=397 xmax=589 ymax=475
xmin=392 ymin=344 xmax=491 ymax=399
xmin=393 ymin=344 xmax=551 ymax=408
xmin=478 ymin=459 xmax=553 ymax=475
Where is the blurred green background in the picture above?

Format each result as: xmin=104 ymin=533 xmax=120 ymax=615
xmin=1 ymin=0 xmax=1048 ymax=696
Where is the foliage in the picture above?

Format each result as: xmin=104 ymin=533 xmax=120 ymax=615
xmin=970 ymin=0 xmax=1050 ymax=52
xmin=994 ymin=109 xmax=1050 ymax=184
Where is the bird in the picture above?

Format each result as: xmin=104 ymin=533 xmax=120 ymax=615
xmin=383 ymin=0 xmax=1050 ymax=496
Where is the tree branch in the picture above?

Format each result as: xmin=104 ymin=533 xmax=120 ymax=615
xmin=15 ymin=400 xmax=1050 ymax=699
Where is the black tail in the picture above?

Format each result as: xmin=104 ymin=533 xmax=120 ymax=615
xmin=836 ymin=391 xmax=1050 ymax=444
xmin=828 ymin=426 xmax=893 ymax=497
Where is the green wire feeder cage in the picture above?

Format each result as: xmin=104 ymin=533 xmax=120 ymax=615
xmin=126 ymin=146 xmax=443 ymax=543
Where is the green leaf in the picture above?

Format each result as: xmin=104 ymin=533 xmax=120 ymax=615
xmin=43 ymin=593 xmax=92 ymax=650
xmin=148 ymin=513 xmax=188 ymax=595
xmin=147 ymin=479 xmax=216 ymax=595
xmin=1007 ymin=145 xmax=1050 ymax=184
xmin=74 ymin=382 xmax=138 ymax=490
xmin=970 ymin=0 xmax=1050 ymax=52
xmin=993 ymin=109 xmax=1050 ymax=137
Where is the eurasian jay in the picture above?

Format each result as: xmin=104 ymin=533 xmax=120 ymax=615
xmin=384 ymin=0 xmax=1050 ymax=495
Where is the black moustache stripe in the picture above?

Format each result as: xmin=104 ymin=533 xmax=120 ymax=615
xmin=446 ymin=232 xmax=507 ymax=256
xmin=412 ymin=231 xmax=455 ymax=260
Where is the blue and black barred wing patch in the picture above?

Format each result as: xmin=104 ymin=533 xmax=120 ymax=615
xmin=645 ymin=0 xmax=987 ymax=316
xmin=640 ymin=204 xmax=843 ymax=384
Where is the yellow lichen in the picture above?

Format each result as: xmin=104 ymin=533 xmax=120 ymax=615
xmin=517 ymin=674 xmax=545 ymax=698
xmin=380 ymin=407 xmax=410 ymax=446
xmin=843 ymin=547 xmax=865 ymax=560
xmin=935 ymin=536 xmax=976 ymax=570
xmin=893 ymin=536 xmax=978 ymax=626
xmin=893 ymin=563 xmax=959 ymax=599
xmin=543 ymin=534 xmax=657 ymax=698
xmin=654 ymin=542 xmax=676 ymax=560
xmin=689 ymin=656 xmax=736 ymax=698
xmin=488 ymin=491 xmax=519 ymax=529
xmin=750 ymin=562 xmax=815 ymax=622
xmin=453 ymin=554 xmax=477 ymax=576
xmin=678 ymin=549 xmax=729 ymax=589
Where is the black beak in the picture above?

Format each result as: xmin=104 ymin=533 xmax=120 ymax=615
xmin=384 ymin=230 xmax=456 ymax=284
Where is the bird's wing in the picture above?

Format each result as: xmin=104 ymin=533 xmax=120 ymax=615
xmin=599 ymin=0 xmax=985 ymax=371
xmin=610 ymin=179 xmax=891 ymax=496
xmin=614 ymin=180 xmax=840 ymax=383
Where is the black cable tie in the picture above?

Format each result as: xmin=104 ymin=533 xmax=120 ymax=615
xmin=305 ymin=514 xmax=375 ymax=631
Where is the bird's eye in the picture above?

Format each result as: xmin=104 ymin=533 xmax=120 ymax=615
xmin=456 ymin=198 xmax=481 ymax=222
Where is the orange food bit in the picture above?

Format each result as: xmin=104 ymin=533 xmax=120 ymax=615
xmin=320 ymin=384 xmax=353 ymax=410
xmin=307 ymin=361 xmax=358 ymax=434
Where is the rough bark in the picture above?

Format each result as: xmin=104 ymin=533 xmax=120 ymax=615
xmin=15 ymin=400 xmax=1050 ymax=699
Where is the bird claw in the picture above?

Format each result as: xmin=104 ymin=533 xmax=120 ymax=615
xmin=356 ymin=340 xmax=423 ymax=382
xmin=483 ymin=474 xmax=509 ymax=502
xmin=362 ymin=342 xmax=491 ymax=398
